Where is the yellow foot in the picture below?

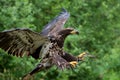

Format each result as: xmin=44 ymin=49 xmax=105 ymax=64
xmin=69 ymin=61 xmax=78 ymax=68
xmin=77 ymin=52 xmax=87 ymax=61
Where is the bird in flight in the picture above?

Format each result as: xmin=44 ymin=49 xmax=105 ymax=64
xmin=0 ymin=9 xmax=91 ymax=80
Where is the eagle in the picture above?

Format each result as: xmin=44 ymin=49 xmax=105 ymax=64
xmin=0 ymin=9 xmax=90 ymax=80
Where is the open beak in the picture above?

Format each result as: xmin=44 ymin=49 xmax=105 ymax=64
xmin=70 ymin=30 xmax=79 ymax=35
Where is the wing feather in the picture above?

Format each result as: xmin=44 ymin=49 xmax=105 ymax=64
xmin=0 ymin=29 xmax=49 ymax=58
xmin=41 ymin=9 xmax=70 ymax=36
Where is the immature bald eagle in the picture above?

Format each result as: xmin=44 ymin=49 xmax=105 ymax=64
xmin=0 ymin=9 xmax=88 ymax=80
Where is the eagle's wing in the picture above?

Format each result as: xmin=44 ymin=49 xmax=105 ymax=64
xmin=0 ymin=29 xmax=48 ymax=58
xmin=41 ymin=9 xmax=70 ymax=36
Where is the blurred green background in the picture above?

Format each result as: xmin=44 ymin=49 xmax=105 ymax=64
xmin=0 ymin=0 xmax=120 ymax=80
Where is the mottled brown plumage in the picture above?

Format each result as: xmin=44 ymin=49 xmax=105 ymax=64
xmin=0 ymin=29 xmax=48 ymax=58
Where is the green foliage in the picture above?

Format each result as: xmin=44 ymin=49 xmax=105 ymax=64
xmin=0 ymin=0 xmax=120 ymax=80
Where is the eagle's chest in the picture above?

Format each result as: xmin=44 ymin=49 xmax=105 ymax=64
xmin=39 ymin=42 xmax=63 ymax=59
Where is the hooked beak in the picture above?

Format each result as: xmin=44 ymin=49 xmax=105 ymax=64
xmin=70 ymin=30 xmax=79 ymax=35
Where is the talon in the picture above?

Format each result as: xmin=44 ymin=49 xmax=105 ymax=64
xmin=69 ymin=61 xmax=78 ymax=67
xmin=77 ymin=52 xmax=95 ymax=61
xmin=77 ymin=52 xmax=87 ymax=61
xmin=78 ymin=52 xmax=87 ymax=58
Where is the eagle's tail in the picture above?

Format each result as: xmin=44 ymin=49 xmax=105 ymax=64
xmin=22 ymin=58 xmax=52 ymax=80
xmin=22 ymin=74 xmax=32 ymax=80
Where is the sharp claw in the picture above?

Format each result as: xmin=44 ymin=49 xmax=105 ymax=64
xmin=77 ymin=52 xmax=95 ymax=61
xmin=77 ymin=52 xmax=88 ymax=61
xmin=78 ymin=52 xmax=87 ymax=58
xmin=69 ymin=61 xmax=78 ymax=67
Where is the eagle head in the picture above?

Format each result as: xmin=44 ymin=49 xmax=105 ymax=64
xmin=58 ymin=28 xmax=79 ymax=36
xmin=55 ymin=28 xmax=79 ymax=48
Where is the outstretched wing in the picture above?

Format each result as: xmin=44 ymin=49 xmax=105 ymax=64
xmin=0 ymin=29 xmax=48 ymax=58
xmin=41 ymin=8 xmax=70 ymax=36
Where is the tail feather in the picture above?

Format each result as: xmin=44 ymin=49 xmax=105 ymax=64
xmin=22 ymin=74 xmax=32 ymax=80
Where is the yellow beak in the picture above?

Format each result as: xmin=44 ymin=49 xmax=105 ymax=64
xmin=70 ymin=30 xmax=79 ymax=34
